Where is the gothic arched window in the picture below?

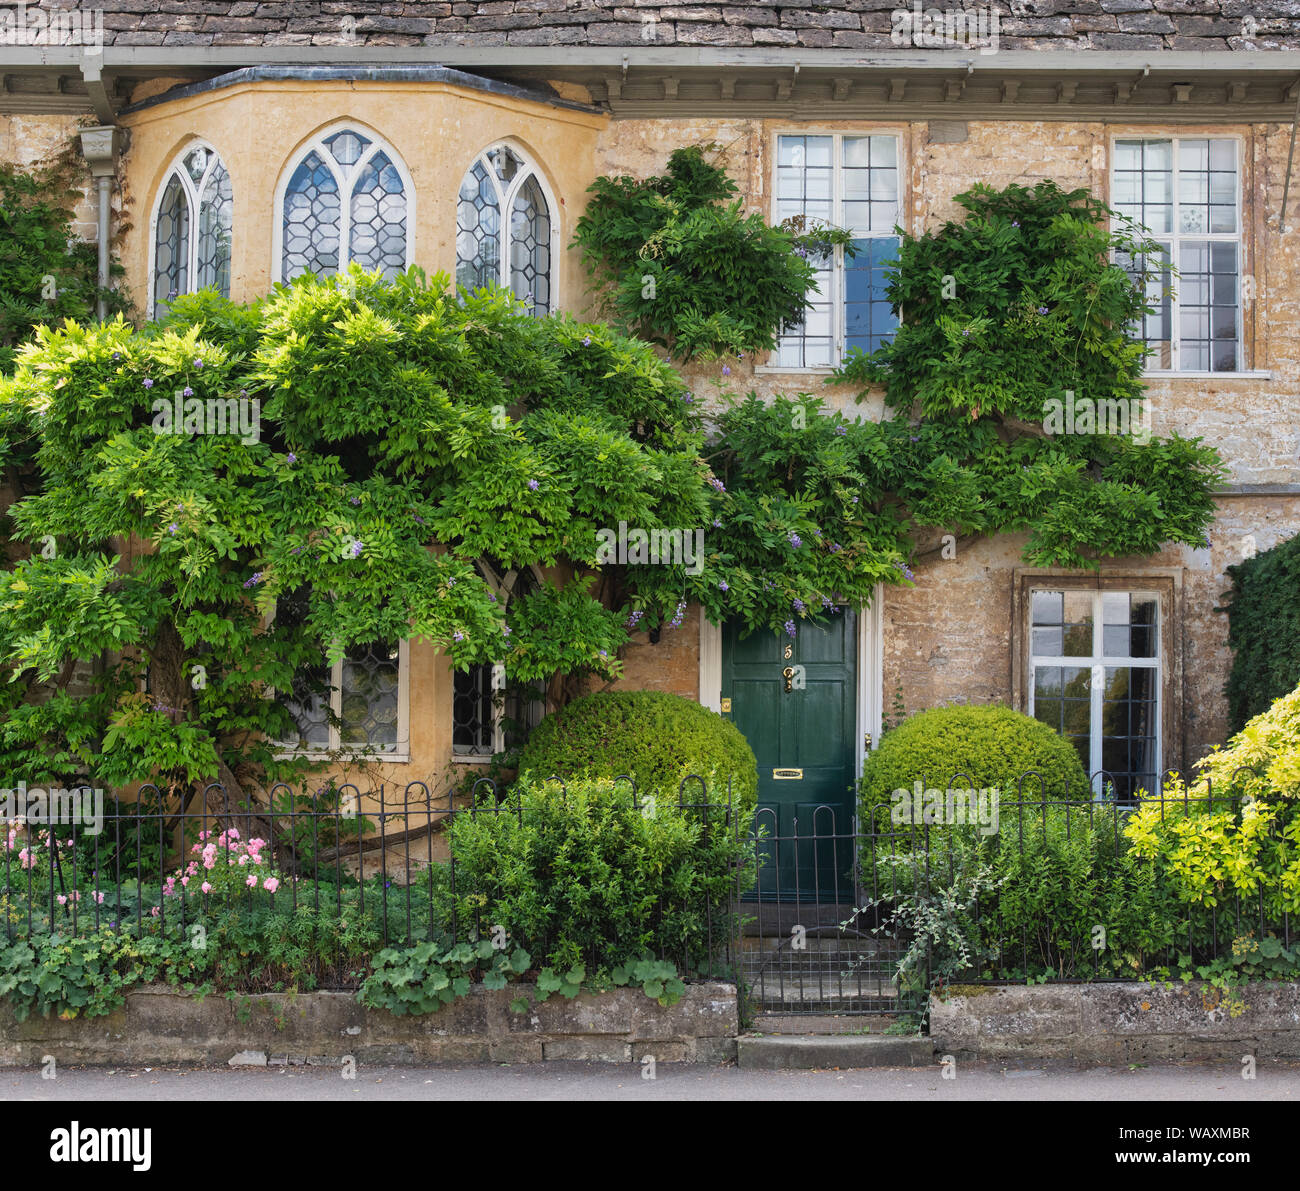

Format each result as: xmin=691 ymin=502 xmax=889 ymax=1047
xmin=152 ymin=142 xmax=233 ymax=317
xmin=456 ymin=144 xmax=553 ymax=316
xmin=278 ymin=126 xmax=411 ymax=284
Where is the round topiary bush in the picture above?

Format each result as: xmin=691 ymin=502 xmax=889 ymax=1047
xmin=858 ymin=704 xmax=1091 ymax=832
xmin=517 ymin=691 xmax=758 ymax=809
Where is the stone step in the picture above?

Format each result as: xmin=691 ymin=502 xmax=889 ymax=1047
xmin=736 ymin=1033 xmax=933 ymax=1070
xmin=751 ymin=1013 xmax=902 ymax=1035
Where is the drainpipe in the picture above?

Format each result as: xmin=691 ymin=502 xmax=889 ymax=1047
xmin=77 ymin=126 xmax=119 ymax=322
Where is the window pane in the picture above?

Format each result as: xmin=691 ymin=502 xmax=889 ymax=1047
xmin=457 ymin=160 xmax=500 ymax=293
xmin=844 ymin=236 xmax=899 ymax=356
xmin=1117 ymin=245 xmax=1172 ymax=369
xmin=196 ymin=158 xmax=233 ymax=297
xmin=282 ymin=151 xmax=340 ymax=283
xmin=1179 ymin=239 xmax=1238 ymax=372
xmin=453 ymin=664 xmax=496 ymax=756
xmin=1100 ymin=665 xmax=1158 ymax=802
xmin=153 ymin=173 xmax=189 ymax=316
xmin=1031 ymin=590 xmax=1063 ymax=626
xmin=340 ymin=641 xmax=400 ymax=751
xmin=349 ymin=150 xmax=407 ymax=280
xmin=1033 ymin=665 xmax=1091 ymax=772
xmin=510 ymin=174 xmax=551 ymax=316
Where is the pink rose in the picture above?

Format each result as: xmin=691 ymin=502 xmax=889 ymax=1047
xmin=262 ymin=877 xmax=280 ymax=894
xmin=201 ymin=882 xmax=212 ymax=894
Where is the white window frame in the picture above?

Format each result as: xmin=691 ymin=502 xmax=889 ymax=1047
xmin=147 ymin=139 xmax=232 ymax=320
xmin=760 ymin=128 xmax=905 ymax=374
xmin=456 ymin=140 xmax=561 ymax=315
xmin=452 ymin=564 xmax=545 ymax=763
xmin=272 ymin=121 xmax=416 ymax=285
xmin=1110 ymin=133 xmax=1249 ymax=378
xmin=1026 ymin=587 xmax=1161 ymax=797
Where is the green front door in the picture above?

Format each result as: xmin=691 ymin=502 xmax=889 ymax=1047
xmin=722 ymin=613 xmax=858 ymax=902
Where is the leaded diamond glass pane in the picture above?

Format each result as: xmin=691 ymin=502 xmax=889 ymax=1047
xmin=453 ymin=664 xmax=495 ymax=756
xmin=282 ymin=151 xmax=340 ymax=282
xmin=341 ymin=640 xmax=400 ymax=751
xmin=349 ymin=150 xmax=407 ymax=279
xmin=196 ymin=158 xmax=233 ymax=296
xmin=457 ymin=161 xmax=500 ymax=293
xmin=510 ymin=175 xmax=551 ymax=315
xmin=183 ymin=145 xmax=209 ymax=183
xmin=153 ymin=174 xmax=190 ymax=317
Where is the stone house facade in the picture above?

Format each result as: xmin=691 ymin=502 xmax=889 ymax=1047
xmin=1 ymin=3 xmax=1298 ymax=823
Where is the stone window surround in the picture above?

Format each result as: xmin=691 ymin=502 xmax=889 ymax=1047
xmin=1011 ymin=568 xmax=1184 ymax=780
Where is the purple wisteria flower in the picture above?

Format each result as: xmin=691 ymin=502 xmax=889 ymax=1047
xmin=835 ymin=426 xmax=847 ymax=436
xmin=489 ymin=593 xmax=497 ymax=603
xmin=961 ymin=330 xmax=971 ymax=338
xmin=829 ymin=542 xmax=842 ymax=553
xmin=668 ymin=600 xmax=686 ymax=629
xmin=792 ymin=598 xmax=806 ymax=613
xmin=712 ymin=519 xmax=721 ymax=529
xmin=1037 ymin=306 xmax=1049 ymax=315
xmin=239 ymin=390 xmax=248 ymax=400
xmin=709 ymin=477 xmax=725 ymax=493
xmin=789 ymin=533 xmax=803 ymax=548
xmin=527 ymin=479 xmax=540 ymax=491
xmin=413 ymin=514 xmax=425 ymax=524
xmin=182 ymin=387 xmax=194 ymax=398
xmin=349 ymin=540 xmax=364 ymax=558
xmin=910 ymin=435 xmax=921 ymax=442
xmin=193 ymin=358 xmax=204 ymax=369
xmin=599 ymin=650 xmax=608 ymax=658
xmin=503 ymin=625 xmax=512 ymax=637
xmin=895 ymin=561 xmax=915 ymax=581
xmin=286 ymin=452 xmax=297 ymax=464
xmin=582 ymin=335 xmax=592 ymax=347
xmin=453 ymin=631 xmax=465 ymax=643
xmin=718 ymin=580 xmax=729 ymax=592
xmin=166 ymin=523 xmax=178 ymax=535
xmin=721 ymin=365 xmax=732 ymax=377
xmin=142 ymin=378 xmax=154 ymax=389
xmin=784 ymin=620 xmax=797 ymax=638
xmin=821 ymin=596 xmax=834 ymax=609
xmin=683 ymin=392 xmax=694 ymax=404
xmin=111 ymin=353 xmax=120 ymax=362
xmin=350 ymin=497 xmax=361 ymax=506
xmin=244 ymin=573 xmax=262 ymax=588
xmin=1011 ymin=220 xmax=1020 ymax=228
xmin=626 ymin=609 xmax=643 ymax=629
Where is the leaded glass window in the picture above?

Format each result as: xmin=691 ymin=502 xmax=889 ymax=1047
xmin=275 ymin=585 xmax=406 ymax=756
xmin=453 ymin=568 xmax=546 ymax=757
xmin=774 ymin=133 xmax=901 ymax=368
xmin=456 ymin=145 xmax=553 ymax=316
xmin=1028 ymin=589 xmax=1161 ymax=803
xmin=152 ymin=143 xmax=232 ymax=317
xmin=280 ymin=127 xmax=410 ymax=284
xmin=1113 ymin=138 xmax=1241 ymax=372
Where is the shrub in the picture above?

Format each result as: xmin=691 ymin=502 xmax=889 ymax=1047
xmin=1124 ymin=681 xmax=1300 ymax=922
xmin=448 ymin=776 xmax=754 ymax=975
xmin=517 ymin=690 xmax=758 ymax=810
xmin=572 ymin=144 xmax=853 ymax=360
xmin=1223 ymin=534 xmax=1300 ymax=732
xmin=858 ymin=704 xmax=1091 ymax=833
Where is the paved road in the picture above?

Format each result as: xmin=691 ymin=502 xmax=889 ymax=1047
xmin=6 ymin=1059 xmax=1300 ymax=1100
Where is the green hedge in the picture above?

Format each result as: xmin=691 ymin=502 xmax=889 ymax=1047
xmin=858 ymin=703 xmax=1091 ymax=832
xmin=517 ymin=690 xmax=758 ymax=809
xmin=1223 ymin=532 xmax=1300 ymax=733
xmin=448 ymin=776 xmax=754 ymax=974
